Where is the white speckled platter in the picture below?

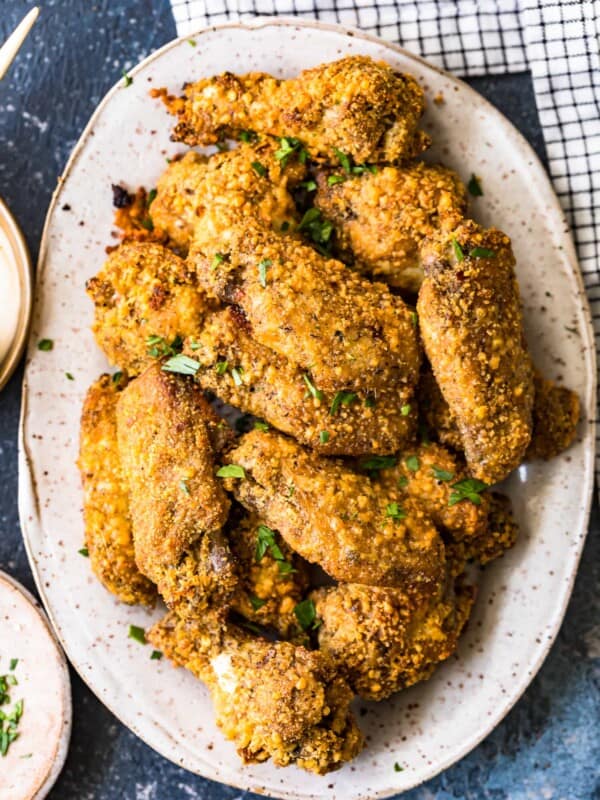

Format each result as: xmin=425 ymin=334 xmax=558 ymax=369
xmin=18 ymin=18 xmax=596 ymax=800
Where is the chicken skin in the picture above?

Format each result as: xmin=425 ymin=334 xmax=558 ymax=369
xmin=189 ymin=217 xmax=421 ymax=393
xmin=155 ymin=56 xmax=429 ymax=164
xmin=78 ymin=373 xmax=156 ymax=606
xmin=527 ymin=371 xmax=580 ymax=460
xmin=150 ymin=141 xmax=306 ymax=254
xmin=222 ymin=430 xmax=445 ymax=593
xmin=312 ymin=577 xmax=474 ymax=701
xmin=87 ymin=241 xmax=211 ymax=375
xmin=148 ymin=613 xmax=363 ymax=774
xmin=314 ymin=161 xmax=467 ymax=291
xmin=116 ymin=363 xmax=235 ymax=619
xmin=417 ymin=220 xmax=534 ymax=484
xmin=181 ymin=308 xmax=417 ymax=456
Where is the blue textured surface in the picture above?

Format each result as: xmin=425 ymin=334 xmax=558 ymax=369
xmin=0 ymin=3 xmax=598 ymax=798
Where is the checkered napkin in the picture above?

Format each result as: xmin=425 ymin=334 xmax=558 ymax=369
xmin=170 ymin=0 xmax=600 ymax=458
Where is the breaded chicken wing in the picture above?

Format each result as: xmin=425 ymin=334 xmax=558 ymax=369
xmin=417 ymin=220 xmax=534 ymax=484
xmin=189 ymin=217 xmax=421 ymax=393
xmin=447 ymin=492 xmax=518 ymax=572
xmin=314 ymin=161 xmax=467 ymax=291
xmin=527 ymin=371 xmax=580 ymax=460
xmin=86 ymin=241 xmax=211 ymax=375
xmin=155 ymin=56 xmax=429 ymax=164
xmin=150 ymin=141 xmax=306 ymax=253
xmin=148 ymin=613 xmax=363 ymax=774
xmin=78 ymin=373 xmax=156 ymax=605
xmin=419 ymin=366 xmax=464 ymax=452
xmin=312 ymin=577 xmax=474 ymax=701
xmin=222 ymin=430 xmax=445 ymax=593
xmin=116 ymin=363 xmax=235 ymax=619
xmin=181 ymin=308 xmax=416 ymax=456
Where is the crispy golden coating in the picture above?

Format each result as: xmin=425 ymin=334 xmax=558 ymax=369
xmin=86 ymin=241 xmax=211 ymax=375
xmin=227 ymin=508 xmax=310 ymax=640
xmin=151 ymin=142 xmax=306 ymax=253
xmin=223 ymin=430 xmax=445 ymax=593
xmin=314 ymin=161 xmax=467 ymax=291
xmin=312 ymin=578 xmax=474 ymax=701
xmin=189 ymin=217 xmax=421 ymax=393
xmin=183 ymin=308 xmax=416 ymax=456
xmin=148 ymin=613 xmax=363 ymax=774
xmin=419 ymin=367 xmax=464 ymax=452
xmin=156 ymin=56 xmax=429 ymax=164
xmin=417 ymin=220 xmax=534 ymax=484
xmin=116 ymin=363 xmax=235 ymax=618
xmin=447 ymin=492 xmax=518 ymax=573
xmin=111 ymin=186 xmax=169 ymax=248
xmin=78 ymin=374 xmax=157 ymax=606
xmin=376 ymin=442 xmax=490 ymax=540
xmin=527 ymin=372 xmax=580 ymax=460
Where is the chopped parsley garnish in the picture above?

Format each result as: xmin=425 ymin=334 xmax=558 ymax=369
xmin=319 ymin=431 xmax=330 ymax=444
xmin=140 ymin=216 xmax=154 ymax=231
xmin=239 ymin=129 xmax=258 ymax=143
xmin=78 ymin=547 xmax=89 ymax=557
xmin=188 ymin=38 xmax=196 ymax=46
xmin=400 ymin=404 xmax=411 ymax=416
xmin=294 ymin=599 xmax=321 ymax=631
xmin=397 ymin=475 xmax=409 ymax=488
xmin=333 ymin=147 xmax=352 ymax=173
xmin=332 ymin=147 xmax=377 ymax=176
xmin=216 ymin=464 xmax=245 ymax=479
xmin=121 ymin=69 xmax=133 ymax=87
xmin=146 ymin=188 xmax=157 ymax=207
xmin=277 ymin=560 xmax=297 ymax=575
xmin=359 ymin=455 xmax=396 ymax=472
xmin=274 ymin=136 xmax=308 ymax=168
xmin=0 ymin=675 xmax=23 ymax=757
xmin=216 ymin=139 xmax=229 ymax=152
xmin=65 ymin=372 xmax=74 ymax=381
xmin=251 ymin=161 xmax=267 ymax=177
xmin=9 ymin=660 xmax=18 ymax=672
xmin=146 ymin=334 xmax=183 ymax=359
xmin=470 ymin=247 xmax=496 ymax=258
xmin=179 ymin=479 xmax=190 ymax=495
xmin=112 ymin=371 xmax=123 ymax=384
xmin=410 ymin=311 xmax=418 ymax=327
xmin=37 ymin=338 xmax=53 ymax=351
xmin=405 ymin=455 xmax=420 ymax=472
xmin=303 ymin=373 xmax=324 ymax=401
xmin=255 ymin=524 xmax=284 ymax=562
xmin=330 ymin=391 xmax=357 ymax=416
xmin=211 ymin=252 xmax=226 ymax=270
xmin=394 ymin=762 xmax=404 ymax=772
xmin=150 ymin=650 xmax=163 ymax=660
xmin=364 ymin=394 xmax=376 ymax=408
xmin=299 ymin=179 xmax=317 ymax=191
xmin=448 ymin=478 xmax=488 ymax=506
xmin=215 ymin=360 xmax=229 ymax=375
xmin=254 ymin=419 xmax=269 ymax=432
xmin=162 ymin=354 xmax=201 ymax=376
xmin=298 ymin=207 xmax=333 ymax=255
xmin=451 ymin=238 xmax=464 ymax=262
xmin=249 ymin=595 xmax=266 ymax=611
xmin=432 ymin=466 xmax=454 ymax=482
xmin=231 ymin=366 xmax=244 ymax=386
xmin=128 ymin=625 xmax=146 ymax=645
xmin=258 ymin=258 xmax=272 ymax=288
xmin=468 ymin=173 xmax=483 ymax=196
xmin=386 ymin=502 xmax=407 ymax=522
xmin=287 ymin=483 xmax=295 ymax=497
xmin=327 ymin=174 xmax=346 ymax=186
xmin=280 ymin=220 xmax=291 ymax=232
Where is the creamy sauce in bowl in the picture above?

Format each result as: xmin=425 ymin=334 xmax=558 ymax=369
xmin=0 ymin=221 xmax=22 ymax=365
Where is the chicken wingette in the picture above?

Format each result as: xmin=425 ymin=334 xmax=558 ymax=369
xmin=155 ymin=55 xmax=429 ymax=164
xmin=221 ymin=429 xmax=445 ymax=593
xmin=148 ymin=613 xmax=363 ymax=774
xmin=527 ymin=371 xmax=580 ymax=460
xmin=417 ymin=220 xmax=534 ymax=484
xmin=116 ymin=362 xmax=236 ymax=619
xmin=189 ymin=216 xmax=421 ymax=393
xmin=78 ymin=373 xmax=156 ymax=605
xmin=314 ymin=161 xmax=467 ymax=291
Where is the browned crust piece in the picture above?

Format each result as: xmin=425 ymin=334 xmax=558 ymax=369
xmin=526 ymin=371 xmax=580 ymax=460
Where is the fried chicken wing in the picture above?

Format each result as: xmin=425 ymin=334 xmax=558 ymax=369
xmin=527 ymin=371 xmax=580 ymax=460
xmin=150 ymin=141 xmax=306 ymax=253
xmin=189 ymin=217 xmax=421 ymax=393
xmin=314 ymin=161 xmax=467 ymax=291
xmin=417 ymin=220 xmax=534 ymax=484
xmin=182 ymin=308 xmax=416 ymax=456
xmin=148 ymin=613 xmax=363 ymax=774
xmin=447 ymin=492 xmax=518 ymax=573
xmin=86 ymin=241 xmax=211 ymax=375
xmin=223 ymin=430 xmax=445 ymax=592
xmin=78 ymin=373 xmax=156 ymax=605
xmin=419 ymin=366 xmax=464 ymax=452
xmin=156 ymin=56 xmax=429 ymax=164
xmin=116 ymin=363 xmax=235 ymax=618
xmin=312 ymin=577 xmax=474 ymax=701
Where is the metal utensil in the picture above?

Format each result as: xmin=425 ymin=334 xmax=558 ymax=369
xmin=0 ymin=7 xmax=39 ymax=81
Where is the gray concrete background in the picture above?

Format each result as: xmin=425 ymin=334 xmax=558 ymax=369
xmin=0 ymin=2 xmax=598 ymax=798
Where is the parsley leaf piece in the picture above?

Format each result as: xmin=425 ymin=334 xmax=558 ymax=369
xmin=432 ymin=466 xmax=454 ymax=482
xmin=394 ymin=762 xmax=404 ymax=772
xmin=448 ymin=478 xmax=488 ymax=506
xmin=298 ymin=207 xmax=333 ymax=254
xmin=364 ymin=394 xmax=376 ymax=408
xmin=330 ymin=391 xmax=357 ymax=416
xmin=37 ymin=338 xmax=53 ymax=351
xmin=188 ymin=38 xmax=196 ymax=46
xmin=112 ymin=371 xmax=123 ymax=384
xmin=467 ymin=173 xmax=483 ymax=196
xmin=319 ymin=431 xmax=330 ymax=444
xmin=255 ymin=524 xmax=284 ymax=562
xmin=327 ymin=174 xmax=346 ymax=186
xmin=179 ymin=479 xmax=190 ymax=495
xmin=231 ymin=366 xmax=244 ymax=386
xmin=162 ymin=354 xmax=201 ymax=376
xmin=452 ymin=238 xmax=464 ymax=262
xmin=274 ymin=136 xmax=307 ymax=168
xmin=386 ymin=502 xmax=407 ymax=521
xmin=211 ymin=252 xmax=226 ymax=270
xmin=146 ymin=188 xmax=157 ymax=207
xmin=299 ymin=179 xmax=317 ymax=191
xmin=405 ymin=455 xmax=420 ymax=472
xmin=9 ymin=660 xmax=18 ymax=672
xmin=216 ymin=464 xmax=245 ymax=479
xmin=400 ymin=404 xmax=411 ymax=416
xmin=410 ymin=311 xmax=418 ymax=327
xmin=397 ymin=475 xmax=409 ymax=488
xmin=215 ymin=360 xmax=228 ymax=375
xmin=303 ymin=373 xmax=324 ymax=401
xmin=128 ymin=625 xmax=146 ymax=645
xmin=470 ymin=247 xmax=496 ymax=258
xmin=146 ymin=334 xmax=183 ymax=359
xmin=65 ymin=372 xmax=74 ymax=381
xmin=277 ymin=560 xmax=297 ymax=575
xmin=294 ymin=598 xmax=321 ymax=631
xmin=239 ymin=129 xmax=258 ymax=143
xmin=249 ymin=595 xmax=266 ymax=611
xmin=121 ymin=69 xmax=133 ymax=87
xmin=251 ymin=161 xmax=267 ymax=177
xmin=150 ymin=650 xmax=163 ymax=660
xmin=254 ymin=419 xmax=269 ymax=432
xmin=258 ymin=258 xmax=272 ymax=288
xmin=78 ymin=547 xmax=89 ymax=557
xmin=333 ymin=147 xmax=352 ymax=173
xmin=359 ymin=455 xmax=397 ymax=472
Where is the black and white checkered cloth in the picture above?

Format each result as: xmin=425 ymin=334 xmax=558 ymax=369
xmin=171 ymin=0 xmax=600 ymax=459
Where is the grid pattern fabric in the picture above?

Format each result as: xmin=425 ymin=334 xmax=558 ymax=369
xmin=170 ymin=0 xmax=600 ymax=469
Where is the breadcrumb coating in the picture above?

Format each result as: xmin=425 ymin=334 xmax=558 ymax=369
xmin=418 ymin=220 xmax=534 ymax=484
xmin=78 ymin=373 xmax=156 ymax=605
xmin=419 ymin=366 xmax=465 ymax=452
xmin=148 ymin=613 xmax=364 ymax=774
xmin=155 ymin=56 xmax=429 ymax=164
xmin=527 ymin=371 xmax=580 ymax=460
xmin=314 ymin=161 xmax=467 ymax=291
xmin=447 ymin=492 xmax=519 ymax=572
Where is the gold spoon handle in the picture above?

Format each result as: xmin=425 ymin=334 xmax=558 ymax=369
xmin=0 ymin=7 xmax=39 ymax=81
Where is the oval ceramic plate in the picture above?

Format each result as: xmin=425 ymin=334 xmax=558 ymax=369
xmin=18 ymin=18 xmax=595 ymax=800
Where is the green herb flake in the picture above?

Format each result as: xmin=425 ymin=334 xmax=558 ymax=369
xmin=364 ymin=394 xmax=376 ymax=408
xmin=215 ymin=360 xmax=229 ymax=375
xmin=298 ymin=207 xmax=333 ymax=255
xmin=162 ymin=354 xmax=201 ymax=376
xmin=239 ymin=129 xmax=258 ymax=143
xmin=253 ymin=420 xmax=269 ymax=432
xmin=146 ymin=334 xmax=183 ymax=359
xmin=278 ymin=560 xmax=297 ymax=575
xmin=78 ymin=547 xmax=89 ymax=557
xmin=330 ymin=391 xmax=357 ymax=416
xmin=397 ymin=475 xmax=409 ymax=488
xmin=249 ymin=595 xmax=266 ymax=611
xmin=448 ymin=478 xmax=488 ymax=507
xmin=188 ymin=38 xmax=197 ymax=46
xmin=327 ymin=174 xmax=346 ymax=186
xmin=359 ymin=455 xmax=396 ymax=472
xmin=37 ymin=338 xmax=53 ymax=351
xmin=319 ymin=431 xmax=330 ymax=444
xmin=274 ymin=136 xmax=307 ymax=168
xmin=150 ymin=650 xmax=163 ymax=660
xmin=303 ymin=373 xmax=324 ymax=401
xmin=231 ymin=366 xmax=244 ymax=386
xmin=216 ymin=464 xmax=245 ymax=479
xmin=179 ymin=479 xmax=190 ymax=496
xmin=112 ymin=371 xmax=123 ymax=384
xmin=64 ymin=372 xmax=74 ymax=381
xmin=146 ymin=188 xmax=157 ymax=207
xmin=258 ymin=258 xmax=272 ymax=288
xmin=410 ymin=311 xmax=418 ymax=327
xmin=400 ymin=404 xmax=411 ymax=416
xmin=128 ymin=625 xmax=146 ymax=645
xmin=468 ymin=173 xmax=483 ymax=197
xmin=251 ymin=161 xmax=267 ymax=177
xmin=394 ymin=762 xmax=404 ymax=772
xmin=9 ymin=660 xmax=18 ymax=672
xmin=432 ymin=466 xmax=454 ymax=482
xmin=333 ymin=147 xmax=352 ymax=173
xmin=299 ymin=179 xmax=317 ymax=192
xmin=386 ymin=502 xmax=407 ymax=522
xmin=405 ymin=455 xmax=420 ymax=472
xmin=470 ymin=247 xmax=496 ymax=258
xmin=294 ymin=598 xmax=321 ymax=631
xmin=121 ymin=69 xmax=133 ymax=87
xmin=280 ymin=220 xmax=290 ymax=232
xmin=211 ymin=252 xmax=226 ymax=270
xmin=255 ymin=524 xmax=284 ymax=563
xmin=287 ymin=483 xmax=295 ymax=497
xmin=452 ymin=238 xmax=464 ymax=262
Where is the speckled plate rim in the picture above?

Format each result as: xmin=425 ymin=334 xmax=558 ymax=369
xmin=18 ymin=16 xmax=596 ymax=800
